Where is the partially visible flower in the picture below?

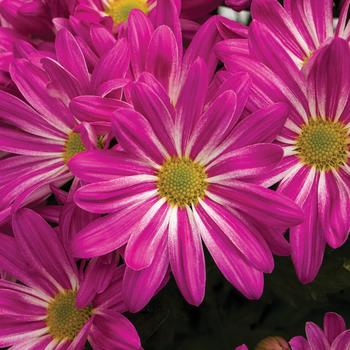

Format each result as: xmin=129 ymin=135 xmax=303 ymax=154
xmin=0 ymin=56 xmax=110 ymax=224
xmin=235 ymin=312 xmax=350 ymax=350
xmin=290 ymin=312 xmax=350 ymax=350
xmin=0 ymin=208 xmax=141 ymax=350
xmin=218 ymin=28 xmax=350 ymax=283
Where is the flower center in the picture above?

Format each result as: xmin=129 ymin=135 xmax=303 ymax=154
xmin=157 ymin=157 xmax=207 ymax=207
xmin=104 ymin=0 xmax=149 ymax=25
xmin=64 ymin=132 xmax=86 ymax=163
xmin=296 ymin=118 xmax=349 ymax=171
xmin=46 ymin=290 xmax=92 ymax=340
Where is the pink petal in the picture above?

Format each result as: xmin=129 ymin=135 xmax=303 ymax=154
xmin=305 ymin=322 xmax=330 ymax=350
xmin=90 ymin=311 xmax=141 ymax=350
xmin=168 ymin=207 xmax=206 ymax=306
xmin=123 ymin=235 xmax=169 ymax=312
xmin=332 ymin=330 xmax=350 ymax=350
xmin=198 ymin=198 xmax=274 ymax=273
xmin=193 ymin=206 xmax=264 ymax=299
xmin=324 ymin=312 xmax=346 ymax=344
xmin=12 ymin=208 xmax=78 ymax=291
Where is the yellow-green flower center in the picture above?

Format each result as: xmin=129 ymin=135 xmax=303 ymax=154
xmin=104 ymin=0 xmax=149 ymax=25
xmin=157 ymin=157 xmax=207 ymax=207
xmin=296 ymin=118 xmax=349 ymax=171
xmin=64 ymin=132 xmax=86 ymax=163
xmin=46 ymin=290 xmax=92 ymax=340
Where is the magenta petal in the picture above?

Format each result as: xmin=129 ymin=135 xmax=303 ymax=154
xmin=125 ymin=200 xmax=169 ymax=270
xmin=289 ymin=336 xmax=311 ymax=350
xmin=73 ymin=177 xmax=156 ymax=214
xmin=70 ymin=96 xmax=131 ymax=123
xmin=168 ymin=207 xmax=206 ymax=306
xmin=12 ymin=208 xmax=78 ymax=291
xmin=145 ymin=25 xmax=180 ymax=95
xmin=55 ymin=29 xmax=90 ymax=92
xmin=129 ymin=79 xmax=177 ymax=156
xmin=123 ymin=235 xmax=169 ymax=312
xmin=194 ymin=206 xmax=264 ymax=299
xmin=229 ymin=102 xmax=289 ymax=149
xmin=71 ymin=198 xmax=157 ymax=258
xmin=305 ymin=322 xmax=330 ymax=350
xmin=90 ymin=311 xmax=141 ymax=350
xmin=291 ymin=183 xmax=326 ymax=284
xmin=318 ymin=172 xmax=350 ymax=248
xmin=332 ymin=330 xmax=350 ymax=350
xmin=112 ymin=108 xmax=166 ymax=165
xmin=209 ymin=182 xmax=303 ymax=228
xmin=198 ymin=198 xmax=274 ymax=273
xmin=189 ymin=90 xmax=237 ymax=162
xmin=176 ymin=58 xmax=209 ymax=152
xmin=324 ymin=312 xmax=346 ymax=344
xmin=69 ymin=150 xmax=154 ymax=183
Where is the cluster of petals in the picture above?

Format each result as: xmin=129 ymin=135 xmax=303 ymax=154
xmin=236 ymin=312 xmax=350 ymax=350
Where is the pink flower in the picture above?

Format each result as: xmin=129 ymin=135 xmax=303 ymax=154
xmin=248 ymin=0 xmax=350 ymax=69
xmin=218 ymin=21 xmax=350 ymax=283
xmin=0 ymin=56 xmax=108 ymax=224
xmin=69 ymin=64 xmax=303 ymax=311
xmin=289 ymin=312 xmax=350 ymax=350
xmin=0 ymin=208 xmax=141 ymax=349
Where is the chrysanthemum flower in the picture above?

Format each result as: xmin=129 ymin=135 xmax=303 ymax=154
xmin=0 ymin=56 xmax=109 ymax=224
xmin=69 ymin=64 xmax=303 ymax=311
xmin=218 ymin=32 xmax=350 ymax=283
xmin=236 ymin=312 xmax=350 ymax=350
xmin=245 ymin=0 xmax=350 ymax=69
xmin=0 ymin=208 xmax=141 ymax=349
xmin=289 ymin=312 xmax=350 ymax=350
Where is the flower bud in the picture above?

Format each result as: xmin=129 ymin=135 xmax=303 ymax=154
xmin=255 ymin=336 xmax=290 ymax=350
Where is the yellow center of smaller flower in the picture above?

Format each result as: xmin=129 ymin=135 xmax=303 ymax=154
xmin=104 ymin=0 xmax=149 ymax=25
xmin=64 ymin=132 xmax=86 ymax=163
xmin=46 ymin=290 xmax=92 ymax=340
xmin=296 ymin=118 xmax=349 ymax=171
xmin=157 ymin=157 xmax=207 ymax=207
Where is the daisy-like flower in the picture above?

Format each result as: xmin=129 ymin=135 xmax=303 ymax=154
xmin=0 ymin=55 xmax=110 ymax=224
xmin=218 ymin=32 xmax=350 ymax=282
xmin=0 ymin=208 xmax=141 ymax=349
xmin=69 ymin=64 xmax=303 ymax=311
xmin=245 ymin=0 xmax=350 ymax=69
xmin=236 ymin=312 xmax=350 ymax=350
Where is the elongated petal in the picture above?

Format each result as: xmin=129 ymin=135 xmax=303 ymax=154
xmin=198 ymin=198 xmax=274 ymax=273
xmin=324 ymin=312 xmax=346 ymax=344
xmin=193 ymin=206 xmax=264 ymax=299
xmin=71 ymin=198 xmax=158 ymax=258
xmin=168 ymin=207 xmax=205 ymax=306
xmin=188 ymin=90 xmax=237 ymax=162
xmin=176 ymin=58 xmax=209 ymax=152
xmin=305 ymin=322 xmax=330 ymax=350
xmin=145 ymin=25 xmax=180 ymax=95
xmin=125 ymin=200 xmax=169 ymax=270
xmin=318 ymin=172 xmax=350 ymax=248
xmin=55 ymin=29 xmax=90 ymax=92
xmin=129 ymin=80 xmax=176 ymax=156
xmin=70 ymin=96 xmax=131 ymax=123
xmin=332 ymin=330 xmax=350 ymax=350
xmin=12 ymin=208 xmax=78 ymax=291
xmin=112 ymin=108 xmax=167 ymax=165
xmin=209 ymin=182 xmax=303 ymax=228
xmin=123 ymin=235 xmax=169 ymax=312
xmin=90 ymin=311 xmax=141 ymax=350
